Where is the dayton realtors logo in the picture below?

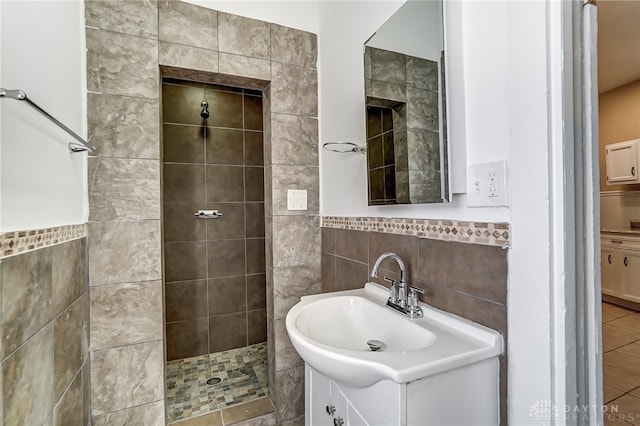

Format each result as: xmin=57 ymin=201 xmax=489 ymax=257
xmin=529 ymin=400 xmax=557 ymax=425
xmin=529 ymin=400 xmax=632 ymax=423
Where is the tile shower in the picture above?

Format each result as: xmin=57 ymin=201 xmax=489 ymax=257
xmin=85 ymin=1 xmax=320 ymax=423
xmin=162 ymin=79 xmax=266 ymax=358
xmin=162 ymin=79 xmax=267 ymax=421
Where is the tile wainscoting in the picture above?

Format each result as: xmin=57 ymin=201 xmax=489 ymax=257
xmin=0 ymin=229 xmax=89 ymax=425
xmin=321 ymin=216 xmax=509 ymax=424
xmin=322 ymin=216 xmax=510 ymax=247
xmin=0 ymin=224 xmax=87 ymax=258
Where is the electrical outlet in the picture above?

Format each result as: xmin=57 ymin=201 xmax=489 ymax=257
xmin=488 ymin=169 xmax=498 ymax=197
xmin=467 ymin=161 xmax=508 ymax=207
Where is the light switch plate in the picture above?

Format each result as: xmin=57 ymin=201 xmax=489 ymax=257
xmin=466 ymin=160 xmax=508 ymax=207
xmin=287 ymin=189 xmax=307 ymax=210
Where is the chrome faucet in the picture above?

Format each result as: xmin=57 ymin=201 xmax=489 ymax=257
xmin=370 ymin=252 xmax=407 ymax=306
xmin=370 ymin=252 xmax=424 ymax=318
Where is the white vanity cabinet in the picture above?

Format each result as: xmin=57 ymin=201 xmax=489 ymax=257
xmin=307 ymin=365 xmax=400 ymax=426
xmin=601 ymin=234 xmax=640 ymax=304
xmin=605 ymin=139 xmax=640 ymax=185
xmin=306 ymin=360 xmax=500 ymax=426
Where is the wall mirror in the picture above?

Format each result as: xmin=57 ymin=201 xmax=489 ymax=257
xmin=364 ymin=0 xmax=450 ymax=205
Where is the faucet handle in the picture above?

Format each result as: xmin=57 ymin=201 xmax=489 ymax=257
xmin=407 ymin=286 xmax=425 ymax=318
xmin=408 ymin=285 xmax=425 ymax=296
xmin=384 ymin=277 xmax=398 ymax=303
xmin=383 ymin=277 xmax=397 ymax=286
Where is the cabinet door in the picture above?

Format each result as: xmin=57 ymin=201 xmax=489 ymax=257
xmin=330 ymin=382 xmax=349 ymax=426
xmin=606 ymin=141 xmax=639 ymax=184
xmin=620 ymin=252 xmax=640 ymax=303
xmin=601 ymin=249 xmax=618 ymax=296
xmin=328 ymin=381 xmax=371 ymax=426
xmin=346 ymin=401 xmax=370 ymax=426
xmin=308 ymin=367 xmax=333 ymax=426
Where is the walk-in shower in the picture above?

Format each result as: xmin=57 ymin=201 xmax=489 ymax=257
xmin=161 ymin=78 xmax=267 ymax=423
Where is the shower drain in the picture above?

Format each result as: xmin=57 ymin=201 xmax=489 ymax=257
xmin=206 ymin=377 xmax=222 ymax=386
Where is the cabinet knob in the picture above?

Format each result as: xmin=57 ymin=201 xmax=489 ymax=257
xmin=608 ymin=254 xmax=612 ymax=264
xmin=333 ymin=418 xmax=345 ymax=426
xmin=624 ymin=257 xmax=629 ymax=267
xmin=325 ymin=405 xmax=335 ymax=416
xmin=633 ymin=166 xmax=636 ymax=177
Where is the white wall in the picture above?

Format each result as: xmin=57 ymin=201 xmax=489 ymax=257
xmin=505 ymin=0 xmax=557 ymax=422
xmin=318 ymin=0 xmax=508 ymax=222
xmin=0 ymin=1 xmax=87 ymax=232
xmin=601 ymin=191 xmax=640 ymax=228
xmin=183 ymin=0 xmax=319 ymax=33
xmin=0 ymin=0 xmax=3 ymax=230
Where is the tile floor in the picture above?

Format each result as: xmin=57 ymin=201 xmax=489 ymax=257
xmin=171 ymin=397 xmax=276 ymax=426
xmin=167 ymin=343 xmax=269 ymax=423
xmin=603 ymin=302 xmax=640 ymax=425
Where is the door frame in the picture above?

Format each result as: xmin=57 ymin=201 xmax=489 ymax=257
xmin=557 ymin=0 xmax=603 ymax=424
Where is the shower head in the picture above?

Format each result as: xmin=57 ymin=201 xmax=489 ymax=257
xmin=200 ymin=101 xmax=209 ymax=119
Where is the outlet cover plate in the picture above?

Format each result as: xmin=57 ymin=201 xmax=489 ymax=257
xmin=287 ymin=189 xmax=307 ymax=210
xmin=466 ymin=160 xmax=508 ymax=207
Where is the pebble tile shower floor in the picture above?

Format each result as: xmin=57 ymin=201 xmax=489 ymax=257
xmin=166 ymin=343 xmax=268 ymax=423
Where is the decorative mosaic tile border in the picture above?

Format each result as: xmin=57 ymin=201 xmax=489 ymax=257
xmin=0 ymin=224 xmax=87 ymax=259
xmin=321 ymin=216 xmax=510 ymax=247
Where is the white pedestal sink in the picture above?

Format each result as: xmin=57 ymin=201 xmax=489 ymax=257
xmin=285 ymin=283 xmax=504 ymax=425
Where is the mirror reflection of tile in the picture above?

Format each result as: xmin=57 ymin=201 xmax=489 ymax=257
xmin=365 ymin=46 xmax=444 ymax=205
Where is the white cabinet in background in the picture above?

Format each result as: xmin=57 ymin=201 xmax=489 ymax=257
xmin=601 ymin=235 xmax=640 ymax=304
xmin=601 ymin=248 xmax=617 ymax=296
xmin=621 ymin=252 xmax=640 ymax=303
xmin=605 ymin=139 xmax=640 ymax=185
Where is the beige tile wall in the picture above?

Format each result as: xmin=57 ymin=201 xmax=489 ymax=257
xmin=0 ymin=237 xmax=89 ymax=426
xmin=86 ymin=1 xmax=319 ymax=423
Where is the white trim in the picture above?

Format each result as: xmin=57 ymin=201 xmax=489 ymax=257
xmin=577 ymin=2 xmax=604 ymax=424
xmin=549 ymin=0 xmax=571 ymax=421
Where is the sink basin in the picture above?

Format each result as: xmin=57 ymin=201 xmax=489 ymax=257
xmin=286 ymin=282 xmax=503 ymax=387
xmin=295 ymin=295 xmax=436 ymax=352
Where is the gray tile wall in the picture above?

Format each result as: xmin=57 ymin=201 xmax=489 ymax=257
xmin=321 ymin=227 xmax=508 ymax=424
xmin=0 ymin=238 xmax=89 ymax=426
xmin=367 ymin=106 xmax=397 ymax=204
xmin=85 ymin=0 xmax=164 ymax=422
xmin=86 ymin=1 xmax=319 ymax=423
xmin=162 ymin=79 xmax=266 ymax=361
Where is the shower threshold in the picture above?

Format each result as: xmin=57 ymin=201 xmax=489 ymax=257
xmin=166 ymin=342 xmax=268 ymax=423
